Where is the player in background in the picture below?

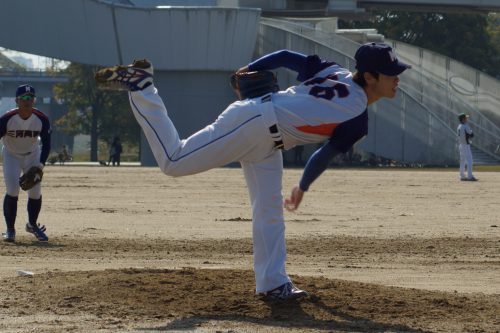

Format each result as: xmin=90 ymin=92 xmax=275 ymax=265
xmin=95 ymin=42 xmax=410 ymax=300
xmin=1 ymin=84 xmax=51 ymax=242
xmin=457 ymin=113 xmax=477 ymax=181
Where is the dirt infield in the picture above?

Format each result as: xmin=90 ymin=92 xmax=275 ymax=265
xmin=0 ymin=166 xmax=498 ymax=332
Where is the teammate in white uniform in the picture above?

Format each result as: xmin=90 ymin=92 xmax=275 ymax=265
xmin=457 ymin=113 xmax=477 ymax=181
xmin=95 ymin=42 xmax=410 ymax=300
xmin=1 ymin=84 xmax=51 ymax=242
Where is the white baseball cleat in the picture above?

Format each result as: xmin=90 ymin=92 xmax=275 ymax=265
xmin=95 ymin=59 xmax=153 ymax=91
xmin=264 ymin=282 xmax=309 ymax=301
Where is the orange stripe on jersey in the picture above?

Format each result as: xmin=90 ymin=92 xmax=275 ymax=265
xmin=296 ymin=123 xmax=339 ymax=136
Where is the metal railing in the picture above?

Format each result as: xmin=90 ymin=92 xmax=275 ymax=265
xmin=257 ymin=18 xmax=499 ymax=164
xmin=389 ymin=40 xmax=500 ymax=161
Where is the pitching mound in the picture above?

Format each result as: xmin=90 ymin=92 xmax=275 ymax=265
xmin=2 ymin=268 xmax=497 ymax=332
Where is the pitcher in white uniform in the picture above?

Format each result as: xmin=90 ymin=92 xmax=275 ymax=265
xmin=95 ymin=42 xmax=410 ymax=300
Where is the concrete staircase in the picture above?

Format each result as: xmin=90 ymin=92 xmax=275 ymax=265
xmin=471 ymin=146 xmax=500 ymax=165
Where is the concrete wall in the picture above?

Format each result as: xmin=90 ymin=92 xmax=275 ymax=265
xmin=0 ymin=74 xmax=68 ymax=99
xmin=0 ymin=0 xmax=260 ymax=70
xmin=139 ymin=71 xmax=239 ymax=166
xmin=0 ymin=1 xmax=261 ymax=166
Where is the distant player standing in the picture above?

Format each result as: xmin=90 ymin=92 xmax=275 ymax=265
xmin=1 ymin=84 xmax=51 ymax=242
xmin=457 ymin=113 xmax=477 ymax=181
xmin=95 ymin=42 xmax=410 ymax=300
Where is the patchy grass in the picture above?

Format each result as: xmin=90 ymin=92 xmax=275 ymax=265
xmin=474 ymin=164 xmax=500 ymax=171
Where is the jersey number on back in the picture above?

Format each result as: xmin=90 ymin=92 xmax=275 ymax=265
xmin=305 ymin=74 xmax=349 ymax=100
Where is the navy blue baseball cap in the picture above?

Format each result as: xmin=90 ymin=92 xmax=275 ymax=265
xmin=16 ymin=84 xmax=36 ymax=97
xmin=355 ymin=43 xmax=411 ymax=76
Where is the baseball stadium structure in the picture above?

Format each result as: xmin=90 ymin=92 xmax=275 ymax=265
xmin=0 ymin=0 xmax=498 ymax=166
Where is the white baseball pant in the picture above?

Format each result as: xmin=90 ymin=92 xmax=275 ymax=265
xmin=459 ymin=143 xmax=473 ymax=179
xmin=2 ymin=147 xmax=42 ymax=199
xmin=129 ymin=85 xmax=291 ymax=293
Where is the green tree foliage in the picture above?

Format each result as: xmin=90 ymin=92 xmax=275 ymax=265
xmin=339 ymin=11 xmax=500 ymax=78
xmin=53 ymin=63 xmax=140 ymax=161
xmin=486 ymin=12 xmax=500 ymax=74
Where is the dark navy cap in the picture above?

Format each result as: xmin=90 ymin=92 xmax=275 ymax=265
xmin=16 ymin=84 xmax=36 ymax=97
xmin=355 ymin=43 xmax=411 ymax=76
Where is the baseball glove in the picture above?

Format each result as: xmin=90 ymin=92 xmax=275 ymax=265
xmin=19 ymin=166 xmax=43 ymax=191
xmin=230 ymin=70 xmax=279 ymax=100
xmin=466 ymin=132 xmax=474 ymax=144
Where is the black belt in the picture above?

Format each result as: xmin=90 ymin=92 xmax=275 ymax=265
xmin=269 ymin=124 xmax=284 ymax=149
xmin=261 ymin=95 xmax=284 ymax=150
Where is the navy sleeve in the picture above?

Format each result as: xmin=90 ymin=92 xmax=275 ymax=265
xmin=0 ymin=110 xmax=17 ymax=139
xmin=0 ymin=115 xmax=7 ymax=139
xmin=248 ymin=50 xmax=336 ymax=82
xmin=38 ymin=114 xmax=52 ymax=165
xmin=299 ymin=110 xmax=369 ymax=191
xmin=299 ymin=143 xmax=341 ymax=192
xmin=328 ymin=110 xmax=368 ymax=153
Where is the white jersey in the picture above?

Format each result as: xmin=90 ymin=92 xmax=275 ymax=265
xmin=0 ymin=108 xmax=52 ymax=163
xmin=457 ymin=123 xmax=473 ymax=145
xmin=272 ymin=64 xmax=367 ymax=149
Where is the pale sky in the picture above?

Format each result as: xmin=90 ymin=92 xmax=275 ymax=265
xmin=0 ymin=48 xmax=68 ymax=71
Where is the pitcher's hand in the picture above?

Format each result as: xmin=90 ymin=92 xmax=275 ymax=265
xmin=284 ymin=186 xmax=304 ymax=211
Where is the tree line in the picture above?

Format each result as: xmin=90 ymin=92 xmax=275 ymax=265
xmin=339 ymin=11 xmax=499 ymax=78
